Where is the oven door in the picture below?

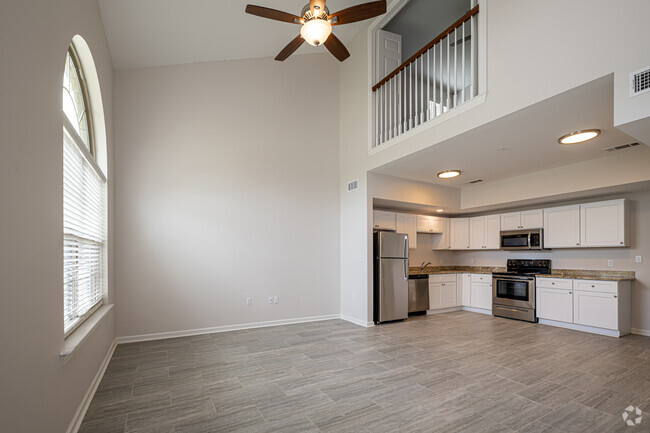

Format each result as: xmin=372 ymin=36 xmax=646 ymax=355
xmin=492 ymin=275 xmax=535 ymax=309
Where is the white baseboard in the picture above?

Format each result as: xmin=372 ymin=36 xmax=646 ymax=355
xmin=461 ymin=306 xmax=492 ymax=316
xmin=340 ymin=314 xmax=375 ymax=327
xmin=66 ymin=339 xmax=117 ymax=433
xmin=426 ymin=307 xmax=462 ymax=315
xmin=631 ymin=328 xmax=650 ymax=337
xmin=538 ymin=319 xmax=623 ymax=338
xmin=115 ymin=314 xmax=341 ymax=344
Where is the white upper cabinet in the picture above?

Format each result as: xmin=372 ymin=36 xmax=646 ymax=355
xmin=432 ymin=218 xmax=451 ymax=250
xmin=469 ymin=215 xmax=500 ymax=250
xmin=373 ymin=210 xmax=396 ymax=231
xmin=450 ymin=218 xmax=470 ymax=250
xmin=416 ymin=215 xmax=445 ymax=233
xmin=396 ymin=213 xmax=417 ymax=249
xmin=544 ymin=205 xmax=581 ymax=248
xmin=544 ymin=199 xmax=628 ymax=249
xmin=580 ymin=199 xmax=627 ymax=247
xmin=501 ymin=210 xmax=543 ymax=230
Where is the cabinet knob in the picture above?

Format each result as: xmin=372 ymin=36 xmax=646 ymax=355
xmin=613 ymin=295 xmax=617 ymax=298
xmin=375 ymin=224 xmax=379 ymax=227
xmin=620 ymin=242 xmax=623 ymax=245
xmin=591 ymin=285 xmax=595 ymax=288
xmin=569 ymin=291 xmax=572 ymax=294
xmin=576 ymin=243 xmax=580 ymax=246
xmin=552 ymin=282 xmax=555 ymax=285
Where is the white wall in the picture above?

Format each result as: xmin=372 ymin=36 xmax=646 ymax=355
xmin=0 ymin=1 xmax=115 ymax=432
xmin=113 ymin=54 xmax=341 ymax=337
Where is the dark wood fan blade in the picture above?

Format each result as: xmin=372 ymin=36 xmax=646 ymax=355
xmin=275 ymin=35 xmax=305 ymax=61
xmin=329 ymin=1 xmax=386 ymax=26
xmin=310 ymin=0 xmax=326 ymax=16
xmin=324 ymin=33 xmax=350 ymax=62
xmin=245 ymin=5 xmax=301 ymax=24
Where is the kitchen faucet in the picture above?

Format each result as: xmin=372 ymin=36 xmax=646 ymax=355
xmin=421 ymin=261 xmax=432 ymax=272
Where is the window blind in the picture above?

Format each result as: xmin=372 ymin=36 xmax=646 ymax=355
xmin=63 ymin=131 xmax=105 ymax=334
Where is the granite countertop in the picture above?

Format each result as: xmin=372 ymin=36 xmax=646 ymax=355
xmin=409 ymin=266 xmax=504 ymax=275
xmin=409 ymin=266 xmax=635 ymax=281
xmin=537 ymin=269 xmax=635 ymax=281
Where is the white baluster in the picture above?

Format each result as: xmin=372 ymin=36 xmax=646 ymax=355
xmin=453 ymin=27 xmax=458 ymax=108
xmin=461 ymin=21 xmax=466 ymax=104
xmin=446 ymin=34 xmax=450 ymax=110
xmin=471 ymin=14 xmax=477 ymax=97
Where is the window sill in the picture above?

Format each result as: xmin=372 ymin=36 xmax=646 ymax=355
xmin=61 ymin=304 xmax=114 ymax=364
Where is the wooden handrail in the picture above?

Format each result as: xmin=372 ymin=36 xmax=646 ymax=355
xmin=372 ymin=5 xmax=479 ymax=92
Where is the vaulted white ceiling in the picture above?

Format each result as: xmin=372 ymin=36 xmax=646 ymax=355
xmin=98 ymin=0 xmax=370 ymax=69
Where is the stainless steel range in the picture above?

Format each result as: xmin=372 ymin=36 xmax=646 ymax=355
xmin=492 ymin=259 xmax=551 ymax=322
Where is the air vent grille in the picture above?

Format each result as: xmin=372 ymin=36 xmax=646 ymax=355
xmin=347 ymin=179 xmax=359 ymax=192
xmin=630 ymin=67 xmax=650 ymax=97
xmin=603 ymin=142 xmax=640 ymax=152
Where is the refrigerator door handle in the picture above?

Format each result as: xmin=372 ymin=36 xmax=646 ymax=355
xmin=404 ymin=236 xmax=409 ymax=280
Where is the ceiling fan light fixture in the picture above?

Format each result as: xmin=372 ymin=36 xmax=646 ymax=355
xmin=300 ymin=19 xmax=332 ymax=46
xmin=558 ymin=129 xmax=600 ymax=145
xmin=437 ymin=170 xmax=461 ymax=179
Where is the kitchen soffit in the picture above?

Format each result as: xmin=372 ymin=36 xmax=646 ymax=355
xmin=98 ymin=0 xmax=368 ymax=69
xmin=370 ymin=75 xmax=645 ymax=188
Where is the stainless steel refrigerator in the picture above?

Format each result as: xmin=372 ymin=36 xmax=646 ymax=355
xmin=373 ymin=231 xmax=409 ymax=324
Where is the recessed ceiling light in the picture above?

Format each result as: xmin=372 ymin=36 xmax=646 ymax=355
xmin=437 ymin=170 xmax=461 ymax=179
xmin=558 ymin=129 xmax=600 ymax=145
xmin=436 ymin=209 xmax=445 ymax=213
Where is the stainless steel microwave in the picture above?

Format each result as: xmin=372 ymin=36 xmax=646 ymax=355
xmin=500 ymin=228 xmax=544 ymax=250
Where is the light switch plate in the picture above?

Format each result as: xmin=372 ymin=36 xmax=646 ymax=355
xmin=608 ymin=260 xmax=614 ymax=267
xmin=636 ymin=256 xmax=643 ymax=263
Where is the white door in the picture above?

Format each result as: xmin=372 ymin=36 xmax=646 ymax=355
xmin=544 ymin=205 xmax=580 ymax=248
xmin=450 ymin=218 xmax=470 ymax=250
xmin=485 ymin=215 xmax=501 ymax=249
xmin=580 ymin=199 xmax=626 ymax=247
xmin=501 ymin=212 xmax=521 ymax=230
xmin=573 ymin=290 xmax=618 ymax=330
xmin=521 ymin=210 xmax=543 ymax=229
xmin=440 ymin=282 xmax=457 ymax=307
xmin=416 ymin=215 xmax=431 ymax=232
xmin=462 ymin=274 xmax=471 ymax=306
xmin=537 ymin=288 xmax=573 ymax=323
xmin=432 ymin=218 xmax=450 ymax=250
xmin=373 ymin=210 xmax=396 ymax=231
xmin=429 ymin=283 xmax=442 ymax=309
xmin=469 ymin=216 xmax=485 ymax=250
xmin=396 ymin=213 xmax=417 ymax=249
xmin=377 ymin=29 xmax=402 ymax=81
xmin=471 ymin=282 xmax=492 ymax=310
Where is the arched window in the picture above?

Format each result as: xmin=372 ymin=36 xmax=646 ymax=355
xmin=62 ymin=40 xmax=107 ymax=336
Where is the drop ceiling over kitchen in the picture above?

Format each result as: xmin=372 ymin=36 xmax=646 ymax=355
xmin=371 ymin=75 xmax=644 ymax=188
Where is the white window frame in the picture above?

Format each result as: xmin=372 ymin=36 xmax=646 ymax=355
xmin=63 ymin=44 xmax=107 ymax=338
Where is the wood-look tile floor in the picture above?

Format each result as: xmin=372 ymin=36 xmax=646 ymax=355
xmin=80 ymin=312 xmax=650 ymax=432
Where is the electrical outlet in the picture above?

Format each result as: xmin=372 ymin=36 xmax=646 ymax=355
xmin=608 ymin=259 xmax=614 ymax=267
xmin=246 ymin=297 xmax=252 ymax=306
xmin=273 ymin=296 xmax=279 ymax=304
xmin=268 ymin=296 xmax=274 ymax=304
xmin=636 ymin=256 xmax=643 ymax=263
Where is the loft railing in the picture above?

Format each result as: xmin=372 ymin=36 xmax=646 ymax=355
xmin=372 ymin=5 xmax=479 ymax=148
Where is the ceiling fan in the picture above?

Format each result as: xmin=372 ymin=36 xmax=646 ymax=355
xmin=245 ymin=1 xmax=387 ymax=62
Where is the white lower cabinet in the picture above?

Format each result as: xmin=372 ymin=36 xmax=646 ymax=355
xmin=469 ymin=274 xmax=492 ymax=310
xmin=429 ymin=274 xmax=457 ymax=310
xmin=573 ymin=281 xmax=620 ymax=330
xmin=536 ymin=277 xmax=631 ymax=336
xmin=536 ymin=288 xmax=573 ymax=323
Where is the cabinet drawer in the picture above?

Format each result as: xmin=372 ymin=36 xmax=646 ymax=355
xmin=429 ymin=274 xmax=456 ymax=283
xmin=470 ymin=274 xmax=490 ymax=283
xmin=536 ymin=278 xmax=572 ymax=290
xmin=573 ymin=280 xmax=617 ymax=294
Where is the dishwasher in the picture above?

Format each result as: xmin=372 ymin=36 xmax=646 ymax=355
xmin=408 ymin=274 xmax=429 ymax=314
